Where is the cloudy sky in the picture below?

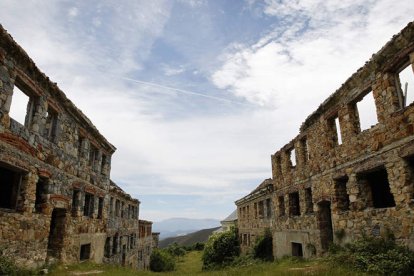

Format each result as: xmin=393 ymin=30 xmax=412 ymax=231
xmin=1 ymin=0 xmax=413 ymax=222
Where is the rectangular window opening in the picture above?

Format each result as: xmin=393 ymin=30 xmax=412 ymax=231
xmin=101 ymin=154 xmax=107 ymax=174
xmin=305 ymin=188 xmax=313 ymax=214
xmin=292 ymin=242 xmax=303 ymax=257
xmin=35 ymin=177 xmax=47 ymax=213
xmin=98 ymin=197 xmax=104 ymax=219
xmin=301 ymin=137 xmax=310 ymax=163
xmin=289 ymin=192 xmax=301 ymax=216
xmin=89 ymin=144 xmax=98 ymax=167
xmin=398 ymin=63 xmax=414 ymax=107
xmin=0 ymin=165 xmax=22 ymax=210
xmin=335 ymin=176 xmax=350 ymax=211
xmin=258 ymin=201 xmax=264 ymax=218
xmin=328 ymin=116 xmax=342 ymax=146
xmin=278 ymin=196 xmax=285 ymax=216
xmin=113 ymin=235 xmax=118 ymax=255
xmin=115 ymin=199 xmax=120 ymax=217
xmin=254 ymin=202 xmax=258 ymax=219
xmin=44 ymin=106 xmax=58 ymax=141
xmin=104 ymin=237 xmax=111 ymax=257
xmin=80 ymin=243 xmax=91 ymax=261
xmin=266 ymin=198 xmax=272 ymax=218
xmin=9 ymin=84 xmax=32 ymax=126
xmin=356 ymin=90 xmax=378 ymax=131
xmin=83 ymin=193 xmax=94 ymax=218
xmin=289 ymin=148 xmax=297 ymax=167
xmin=358 ymin=168 xmax=395 ymax=209
xmin=405 ymin=156 xmax=414 ymax=200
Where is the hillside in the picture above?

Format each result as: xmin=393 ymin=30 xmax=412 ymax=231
xmin=153 ymin=218 xmax=220 ymax=239
xmin=159 ymin=227 xmax=220 ymax=248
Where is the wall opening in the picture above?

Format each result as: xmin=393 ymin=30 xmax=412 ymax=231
xmin=47 ymin=208 xmax=66 ymax=258
xmin=101 ymin=154 xmax=107 ymax=174
xmin=83 ymin=193 xmax=94 ymax=218
xmin=71 ymin=189 xmax=80 ymax=215
xmin=113 ymin=234 xmax=118 ymax=255
xmin=289 ymin=148 xmax=296 ymax=167
xmin=35 ymin=177 xmax=47 ymax=213
xmin=266 ymin=198 xmax=272 ymax=218
xmin=0 ymin=165 xmax=22 ymax=210
xmin=317 ymin=201 xmax=333 ymax=251
xmin=334 ymin=176 xmax=350 ymax=211
xmin=356 ymin=90 xmax=378 ymax=131
xmin=300 ymin=137 xmax=310 ymax=163
xmin=44 ymin=106 xmax=58 ymax=141
xmin=9 ymin=84 xmax=31 ymax=126
xmin=278 ymin=196 xmax=285 ymax=216
xmin=397 ymin=63 xmax=414 ymax=107
xmin=258 ymin=200 xmax=264 ymax=218
xmin=104 ymin=237 xmax=111 ymax=257
xmin=89 ymin=144 xmax=98 ymax=167
xmin=328 ymin=115 xmax=342 ymax=146
xmin=305 ymin=187 xmax=313 ymax=214
xmin=405 ymin=156 xmax=414 ymax=200
xmin=98 ymin=197 xmax=104 ymax=219
xmin=80 ymin=243 xmax=91 ymax=261
xmin=358 ymin=167 xmax=395 ymax=208
xmin=291 ymin=242 xmax=303 ymax=257
xmin=254 ymin=202 xmax=257 ymax=219
xmin=289 ymin=192 xmax=300 ymax=216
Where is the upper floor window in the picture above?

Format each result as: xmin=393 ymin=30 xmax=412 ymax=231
xmin=355 ymin=90 xmax=378 ymax=131
xmin=9 ymin=82 xmax=36 ymax=127
xmin=397 ymin=62 xmax=414 ymax=107
xmin=328 ymin=115 xmax=342 ymax=146
xmin=83 ymin=193 xmax=94 ymax=218
xmin=44 ymin=105 xmax=58 ymax=141
xmin=89 ymin=144 xmax=98 ymax=167
xmin=288 ymin=147 xmax=297 ymax=167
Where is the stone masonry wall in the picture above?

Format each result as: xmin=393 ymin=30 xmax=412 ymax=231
xmin=269 ymin=21 xmax=414 ymax=258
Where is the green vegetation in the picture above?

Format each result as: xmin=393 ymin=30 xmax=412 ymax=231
xmin=253 ymin=228 xmax=273 ymax=261
xmin=329 ymin=236 xmax=414 ymax=275
xmin=150 ymin=249 xmax=176 ymax=272
xmin=202 ymin=228 xmax=240 ymax=270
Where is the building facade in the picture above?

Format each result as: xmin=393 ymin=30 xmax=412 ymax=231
xmin=235 ymin=179 xmax=273 ymax=253
xmin=237 ymin=21 xmax=414 ymax=259
xmin=0 ymin=24 xmax=156 ymax=270
xmin=138 ymin=220 xmax=154 ymax=270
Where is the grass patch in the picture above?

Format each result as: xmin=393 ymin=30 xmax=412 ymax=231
xmin=48 ymin=252 xmax=364 ymax=276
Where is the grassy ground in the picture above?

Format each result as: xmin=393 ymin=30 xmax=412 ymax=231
xmin=48 ymin=251 xmax=363 ymax=276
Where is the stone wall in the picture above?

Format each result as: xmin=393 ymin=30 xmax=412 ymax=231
xmin=138 ymin=220 xmax=154 ymax=270
xmin=0 ymin=24 xmax=153 ymax=271
xmin=235 ymin=179 xmax=274 ymax=253
xmin=268 ymin=21 xmax=414 ymax=258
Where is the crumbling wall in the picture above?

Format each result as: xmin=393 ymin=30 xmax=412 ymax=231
xmin=270 ymin=21 xmax=414 ymax=258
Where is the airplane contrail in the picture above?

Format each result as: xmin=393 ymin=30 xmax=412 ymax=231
xmin=119 ymin=76 xmax=252 ymax=106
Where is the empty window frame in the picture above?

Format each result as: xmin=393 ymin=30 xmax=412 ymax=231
xmin=258 ymin=200 xmax=264 ymax=218
xmin=278 ymin=195 xmax=285 ymax=216
xmin=289 ymin=192 xmax=301 ymax=216
xmin=83 ymin=193 xmax=94 ymax=218
xmin=72 ymin=189 xmax=80 ymax=214
xmin=98 ymin=197 xmax=104 ymax=219
xmin=101 ymin=154 xmax=107 ymax=174
xmin=355 ymin=90 xmax=378 ymax=131
xmin=115 ymin=199 xmax=120 ymax=217
xmin=266 ymin=198 xmax=272 ymax=218
xmin=121 ymin=202 xmax=125 ymax=218
xmin=113 ymin=235 xmax=118 ymax=255
xmin=397 ymin=62 xmax=414 ymax=107
xmin=328 ymin=115 xmax=342 ymax=146
xmin=104 ymin=237 xmax=111 ymax=257
xmin=0 ymin=166 xmax=22 ymax=210
xmin=80 ymin=243 xmax=91 ymax=261
xmin=89 ymin=144 xmax=98 ymax=167
xmin=254 ymin=202 xmax=258 ymax=219
xmin=334 ymin=176 xmax=350 ymax=211
xmin=304 ymin=187 xmax=313 ymax=214
xmin=246 ymin=205 xmax=250 ymax=219
xmin=288 ymin=148 xmax=297 ymax=167
xmin=77 ymin=135 xmax=84 ymax=159
xmin=44 ymin=106 xmax=58 ymax=141
xmin=35 ymin=177 xmax=47 ymax=213
xmin=109 ymin=197 xmax=114 ymax=217
xmin=9 ymin=83 xmax=35 ymax=126
xmin=300 ymin=137 xmax=310 ymax=163
xmin=358 ymin=167 xmax=396 ymax=209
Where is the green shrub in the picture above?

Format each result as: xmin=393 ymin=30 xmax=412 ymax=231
xmin=329 ymin=236 xmax=414 ymax=275
xmin=0 ymin=254 xmax=17 ymax=275
xmin=192 ymin=242 xmax=205 ymax=251
xmin=202 ymin=228 xmax=240 ymax=270
xmin=165 ymin=243 xmax=187 ymax=257
xmin=253 ymin=228 xmax=273 ymax=261
xmin=149 ymin=249 xmax=176 ymax=272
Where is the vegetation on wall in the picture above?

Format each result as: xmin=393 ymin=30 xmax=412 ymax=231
xmin=253 ymin=228 xmax=273 ymax=261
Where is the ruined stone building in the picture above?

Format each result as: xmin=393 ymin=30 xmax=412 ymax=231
xmin=235 ymin=179 xmax=273 ymax=253
xmin=0 ymin=24 xmax=156 ymax=270
xmin=138 ymin=219 xmax=154 ymax=270
xmin=237 ymin=21 xmax=414 ymax=258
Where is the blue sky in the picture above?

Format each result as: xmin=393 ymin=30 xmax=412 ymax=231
xmin=1 ymin=0 xmax=413 ymax=221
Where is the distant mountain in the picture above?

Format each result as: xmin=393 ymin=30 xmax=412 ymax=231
xmin=153 ymin=218 xmax=220 ymax=239
xmin=159 ymin=227 xmax=221 ymax=248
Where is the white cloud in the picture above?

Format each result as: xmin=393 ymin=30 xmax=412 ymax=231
xmin=162 ymin=64 xmax=185 ymax=76
xmin=212 ymin=0 xmax=414 ymax=112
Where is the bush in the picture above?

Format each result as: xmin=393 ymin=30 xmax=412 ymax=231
xmin=149 ymin=249 xmax=176 ymax=272
xmin=329 ymin=236 xmax=414 ymax=275
xmin=0 ymin=254 xmax=17 ymax=275
xmin=165 ymin=243 xmax=187 ymax=257
xmin=202 ymin=228 xmax=240 ymax=270
xmin=253 ymin=228 xmax=273 ymax=261
xmin=192 ymin=242 xmax=205 ymax=251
